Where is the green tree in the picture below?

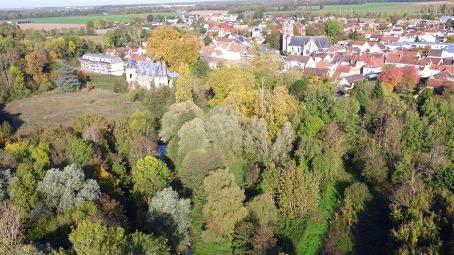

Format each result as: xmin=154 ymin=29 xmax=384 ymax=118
xmin=131 ymin=156 xmax=172 ymax=199
xmin=175 ymin=63 xmax=193 ymax=103
xmin=202 ymin=168 xmax=248 ymax=242
xmin=66 ymin=137 xmax=93 ymax=166
xmin=69 ymin=221 xmax=128 ymax=255
xmin=266 ymin=25 xmax=280 ymax=50
xmin=160 ymin=101 xmax=203 ymax=142
xmin=324 ymin=19 xmax=344 ymax=43
xmin=371 ymin=80 xmax=384 ymax=100
xmin=127 ymin=231 xmax=170 ymax=255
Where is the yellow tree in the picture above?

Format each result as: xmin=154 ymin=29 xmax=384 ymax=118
xmin=257 ymin=87 xmax=298 ymax=138
xmin=206 ymin=66 xmax=257 ymax=116
xmin=146 ymin=25 xmax=200 ymax=70
xmin=175 ymin=63 xmax=193 ymax=103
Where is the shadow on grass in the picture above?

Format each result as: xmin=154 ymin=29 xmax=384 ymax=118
xmin=352 ymin=189 xmax=391 ymax=255
xmin=0 ymin=103 xmax=23 ymax=134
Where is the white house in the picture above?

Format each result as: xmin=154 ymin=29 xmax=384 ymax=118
xmin=284 ymin=55 xmax=316 ymax=71
xmin=80 ymin=53 xmax=124 ymax=76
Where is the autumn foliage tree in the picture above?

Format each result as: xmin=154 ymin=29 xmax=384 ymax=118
xmin=25 ymin=48 xmax=51 ymax=89
xmin=146 ymin=25 xmax=200 ymax=70
xmin=378 ymin=66 xmax=403 ymax=92
xmin=379 ymin=66 xmax=420 ymax=93
xmin=400 ymin=66 xmax=420 ymax=91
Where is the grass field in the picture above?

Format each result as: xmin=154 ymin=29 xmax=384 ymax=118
xmin=81 ymin=35 xmax=105 ymax=45
xmin=265 ymin=1 xmax=452 ymax=16
xmin=12 ymin=12 xmax=177 ymax=25
xmin=4 ymin=88 xmax=141 ymax=135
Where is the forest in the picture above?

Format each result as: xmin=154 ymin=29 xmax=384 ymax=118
xmin=0 ymin=23 xmax=452 ymax=255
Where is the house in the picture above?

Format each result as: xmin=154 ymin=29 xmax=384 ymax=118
xmin=80 ymin=53 xmax=124 ymax=76
xmin=286 ymin=36 xmax=330 ymax=56
xmin=387 ymin=41 xmax=452 ymax=51
xmin=125 ymin=60 xmax=178 ymax=89
xmin=337 ymin=74 xmax=365 ymax=96
xmin=284 ymin=55 xmax=316 ymax=71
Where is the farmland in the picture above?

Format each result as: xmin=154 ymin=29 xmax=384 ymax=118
xmin=12 ymin=12 xmax=177 ymax=25
xmin=4 ymin=88 xmax=141 ymax=135
xmin=317 ymin=1 xmax=452 ymax=15
xmin=264 ymin=1 xmax=453 ymax=16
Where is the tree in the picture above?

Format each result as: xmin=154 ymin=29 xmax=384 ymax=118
xmin=175 ymin=63 xmax=193 ymax=103
xmin=7 ymin=161 xmax=44 ymax=215
xmin=147 ymin=187 xmax=191 ymax=253
xmin=378 ymin=66 xmax=403 ymax=92
xmin=202 ymin=169 xmax=248 ymax=242
xmin=231 ymin=216 xmax=258 ymax=255
xmin=324 ymin=19 xmax=344 ymax=43
xmin=37 ymin=164 xmax=100 ymax=213
xmin=206 ymin=66 xmax=256 ymax=116
xmin=127 ymin=231 xmax=170 ymax=255
xmin=371 ymin=80 xmax=384 ymax=100
xmin=131 ymin=156 xmax=172 ymax=199
xmin=56 ymin=65 xmax=82 ymax=92
xmin=25 ymin=48 xmax=50 ymax=88
xmin=0 ymin=169 xmax=12 ymax=204
xmin=400 ymin=66 xmax=420 ymax=92
xmin=266 ymin=25 xmax=280 ymax=50
xmin=305 ymin=24 xmax=325 ymax=36
xmin=204 ymin=107 xmax=243 ymax=163
xmin=179 ymin=149 xmax=225 ymax=193
xmin=146 ymin=25 xmax=200 ymax=70
xmin=9 ymin=65 xmax=27 ymax=97
xmin=66 ymin=137 xmax=93 ymax=166
xmin=160 ymin=101 xmax=203 ymax=142
xmin=247 ymin=192 xmax=278 ymax=227
xmin=258 ymin=87 xmax=298 ymax=139
xmin=69 ymin=221 xmax=128 ymax=255
xmin=0 ymin=201 xmax=24 ymax=255
xmin=276 ymin=165 xmax=320 ymax=219
xmin=104 ymin=30 xmax=117 ymax=48
xmin=86 ymin=21 xmax=95 ymax=35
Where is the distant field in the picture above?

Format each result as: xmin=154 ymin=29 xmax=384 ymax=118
xmin=318 ymin=1 xmax=452 ymax=15
xmin=12 ymin=12 xmax=177 ymax=25
xmin=81 ymin=35 xmax=105 ymax=45
xmin=18 ymin=23 xmax=85 ymax=31
xmin=4 ymin=89 xmax=141 ymax=135
xmin=265 ymin=1 xmax=453 ymax=15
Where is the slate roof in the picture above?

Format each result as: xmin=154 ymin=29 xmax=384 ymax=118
xmin=288 ymin=36 xmax=331 ymax=49
xmin=128 ymin=60 xmax=178 ymax=78
xmin=81 ymin=53 xmax=123 ymax=64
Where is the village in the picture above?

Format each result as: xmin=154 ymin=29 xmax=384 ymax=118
xmin=80 ymin=10 xmax=454 ymax=96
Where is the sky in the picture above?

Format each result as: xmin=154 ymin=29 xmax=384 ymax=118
xmin=1 ymin=0 xmax=209 ymax=9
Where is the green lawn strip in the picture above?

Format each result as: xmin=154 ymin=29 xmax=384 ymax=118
xmin=297 ymin=182 xmax=340 ymax=255
xmin=228 ymin=160 xmax=248 ymax=187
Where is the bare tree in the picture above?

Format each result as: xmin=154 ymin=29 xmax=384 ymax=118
xmin=0 ymin=200 xmax=24 ymax=255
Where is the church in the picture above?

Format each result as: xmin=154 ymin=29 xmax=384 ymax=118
xmin=281 ymin=19 xmax=330 ymax=56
